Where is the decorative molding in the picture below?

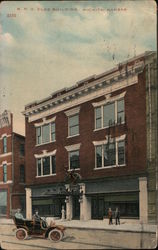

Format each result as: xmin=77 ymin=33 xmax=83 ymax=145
xmin=25 ymin=75 xmax=138 ymax=122
xmin=65 ymin=143 xmax=81 ymax=152
xmin=0 ymin=152 xmax=12 ymax=158
xmin=0 ymin=134 xmax=11 ymax=140
xmin=64 ymin=106 xmax=80 ymax=117
xmin=92 ymin=91 xmax=126 ymax=107
xmin=93 ymin=134 xmax=126 ymax=146
xmin=34 ymin=116 xmax=56 ymax=127
xmin=34 ymin=149 xmax=57 ymax=158
xmin=0 ymin=180 xmax=13 ymax=184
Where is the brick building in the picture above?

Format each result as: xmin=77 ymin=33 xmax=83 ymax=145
xmin=23 ymin=51 xmax=157 ymax=224
xmin=0 ymin=110 xmax=25 ymax=218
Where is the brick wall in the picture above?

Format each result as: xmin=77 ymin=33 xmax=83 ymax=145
xmin=25 ymin=70 xmax=147 ymax=186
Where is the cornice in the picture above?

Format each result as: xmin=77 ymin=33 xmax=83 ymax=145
xmin=26 ymin=74 xmax=138 ymax=122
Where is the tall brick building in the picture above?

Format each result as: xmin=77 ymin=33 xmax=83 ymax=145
xmin=23 ymin=51 xmax=157 ymax=224
xmin=0 ymin=110 xmax=25 ymax=218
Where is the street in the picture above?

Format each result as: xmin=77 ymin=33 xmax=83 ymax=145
xmin=0 ymin=222 xmax=157 ymax=249
xmin=0 ymin=227 xmax=119 ymax=249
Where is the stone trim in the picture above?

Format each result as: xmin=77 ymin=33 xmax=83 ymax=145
xmin=34 ymin=116 xmax=56 ymax=127
xmin=65 ymin=143 xmax=81 ymax=152
xmin=93 ymin=134 xmax=126 ymax=145
xmin=92 ymin=91 xmax=126 ymax=107
xmin=25 ymin=75 xmax=138 ymax=122
xmin=34 ymin=149 xmax=57 ymax=158
xmin=64 ymin=106 xmax=80 ymax=117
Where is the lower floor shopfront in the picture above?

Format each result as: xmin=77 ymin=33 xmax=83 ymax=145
xmin=25 ymin=176 xmax=148 ymax=223
xmin=0 ymin=185 xmax=25 ymax=218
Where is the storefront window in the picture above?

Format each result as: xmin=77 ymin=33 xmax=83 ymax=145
xmin=0 ymin=190 xmax=7 ymax=215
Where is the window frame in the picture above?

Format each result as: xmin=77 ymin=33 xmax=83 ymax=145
xmin=36 ymin=155 xmax=56 ymax=177
xmin=69 ymin=150 xmax=80 ymax=170
xmin=95 ymin=139 xmax=126 ymax=169
xmin=3 ymin=164 xmax=7 ymax=183
xmin=19 ymin=164 xmax=25 ymax=183
xmin=3 ymin=136 xmax=7 ymax=154
xmin=94 ymin=98 xmax=125 ymax=131
xmin=36 ymin=121 xmax=56 ymax=146
xmin=68 ymin=114 xmax=79 ymax=137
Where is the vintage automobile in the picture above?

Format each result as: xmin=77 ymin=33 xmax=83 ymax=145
xmin=13 ymin=216 xmax=65 ymax=242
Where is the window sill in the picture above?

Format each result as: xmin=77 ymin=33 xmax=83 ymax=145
xmin=94 ymin=164 xmax=126 ymax=170
xmin=36 ymin=174 xmax=56 ymax=178
xmin=68 ymin=168 xmax=80 ymax=171
xmin=67 ymin=134 xmax=80 ymax=139
xmin=35 ymin=140 xmax=56 ymax=147
xmin=94 ymin=122 xmax=125 ymax=132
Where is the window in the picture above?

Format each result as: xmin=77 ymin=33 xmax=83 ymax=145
xmin=94 ymin=98 xmax=125 ymax=129
xmin=20 ymin=144 xmax=25 ymax=156
xmin=37 ymin=127 xmax=41 ymax=144
xmin=3 ymin=164 xmax=7 ymax=182
xmin=3 ymin=137 xmax=7 ymax=153
xmin=0 ymin=190 xmax=7 ymax=215
xmin=95 ymin=107 xmax=102 ymax=129
xmin=104 ymin=142 xmax=116 ymax=166
xmin=103 ymin=102 xmax=115 ymax=127
xmin=20 ymin=165 xmax=25 ymax=183
xmin=118 ymin=141 xmax=125 ymax=165
xmin=69 ymin=150 xmax=80 ymax=170
xmin=36 ymin=155 xmax=56 ymax=177
xmin=96 ymin=146 xmax=102 ymax=168
xmin=95 ymin=139 xmax=125 ymax=168
xmin=69 ymin=115 xmax=79 ymax=136
xmin=117 ymin=99 xmax=125 ymax=123
xmin=36 ymin=122 xmax=55 ymax=145
xmin=51 ymin=123 xmax=55 ymax=141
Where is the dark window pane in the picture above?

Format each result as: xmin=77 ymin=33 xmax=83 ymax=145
xmin=70 ymin=150 xmax=79 ymax=169
xmin=36 ymin=127 xmax=41 ymax=144
xmin=95 ymin=107 xmax=101 ymax=129
xmin=42 ymin=124 xmax=50 ymax=143
xmin=20 ymin=165 xmax=25 ymax=182
xmin=51 ymin=123 xmax=55 ymax=141
xmin=51 ymin=156 xmax=56 ymax=174
xmin=3 ymin=164 xmax=7 ymax=182
xmin=117 ymin=99 xmax=124 ymax=123
xmin=37 ymin=159 xmax=41 ymax=176
xmin=118 ymin=141 xmax=125 ymax=165
xmin=3 ymin=137 xmax=7 ymax=153
xmin=69 ymin=115 xmax=79 ymax=136
xmin=20 ymin=144 xmax=25 ymax=156
xmin=43 ymin=157 xmax=50 ymax=175
xmin=104 ymin=142 xmax=116 ymax=166
xmin=96 ymin=146 xmax=102 ymax=168
xmin=103 ymin=103 xmax=115 ymax=127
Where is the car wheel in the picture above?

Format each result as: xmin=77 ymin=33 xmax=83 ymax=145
xmin=16 ymin=228 xmax=28 ymax=240
xmin=48 ymin=229 xmax=62 ymax=242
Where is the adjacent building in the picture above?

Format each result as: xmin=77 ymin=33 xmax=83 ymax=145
xmin=23 ymin=51 xmax=157 ymax=224
xmin=0 ymin=110 xmax=25 ymax=218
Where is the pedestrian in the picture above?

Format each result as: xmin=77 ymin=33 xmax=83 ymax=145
xmin=108 ymin=208 xmax=113 ymax=225
xmin=15 ymin=208 xmax=26 ymax=220
xmin=115 ymin=207 xmax=120 ymax=225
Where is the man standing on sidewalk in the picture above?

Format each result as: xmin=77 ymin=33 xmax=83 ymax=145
xmin=115 ymin=207 xmax=120 ymax=225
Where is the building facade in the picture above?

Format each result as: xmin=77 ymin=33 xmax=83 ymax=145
xmin=0 ymin=110 xmax=25 ymax=218
xmin=23 ymin=51 xmax=157 ymax=224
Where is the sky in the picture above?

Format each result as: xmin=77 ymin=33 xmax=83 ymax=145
xmin=0 ymin=0 xmax=157 ymax=135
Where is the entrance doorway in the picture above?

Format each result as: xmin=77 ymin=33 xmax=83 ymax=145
xmin=72 ymin=196 xmax=80 ymax=219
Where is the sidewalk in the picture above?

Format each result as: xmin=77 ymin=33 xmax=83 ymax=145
xmin=0 ymin=218 xmax=157 ymax=233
